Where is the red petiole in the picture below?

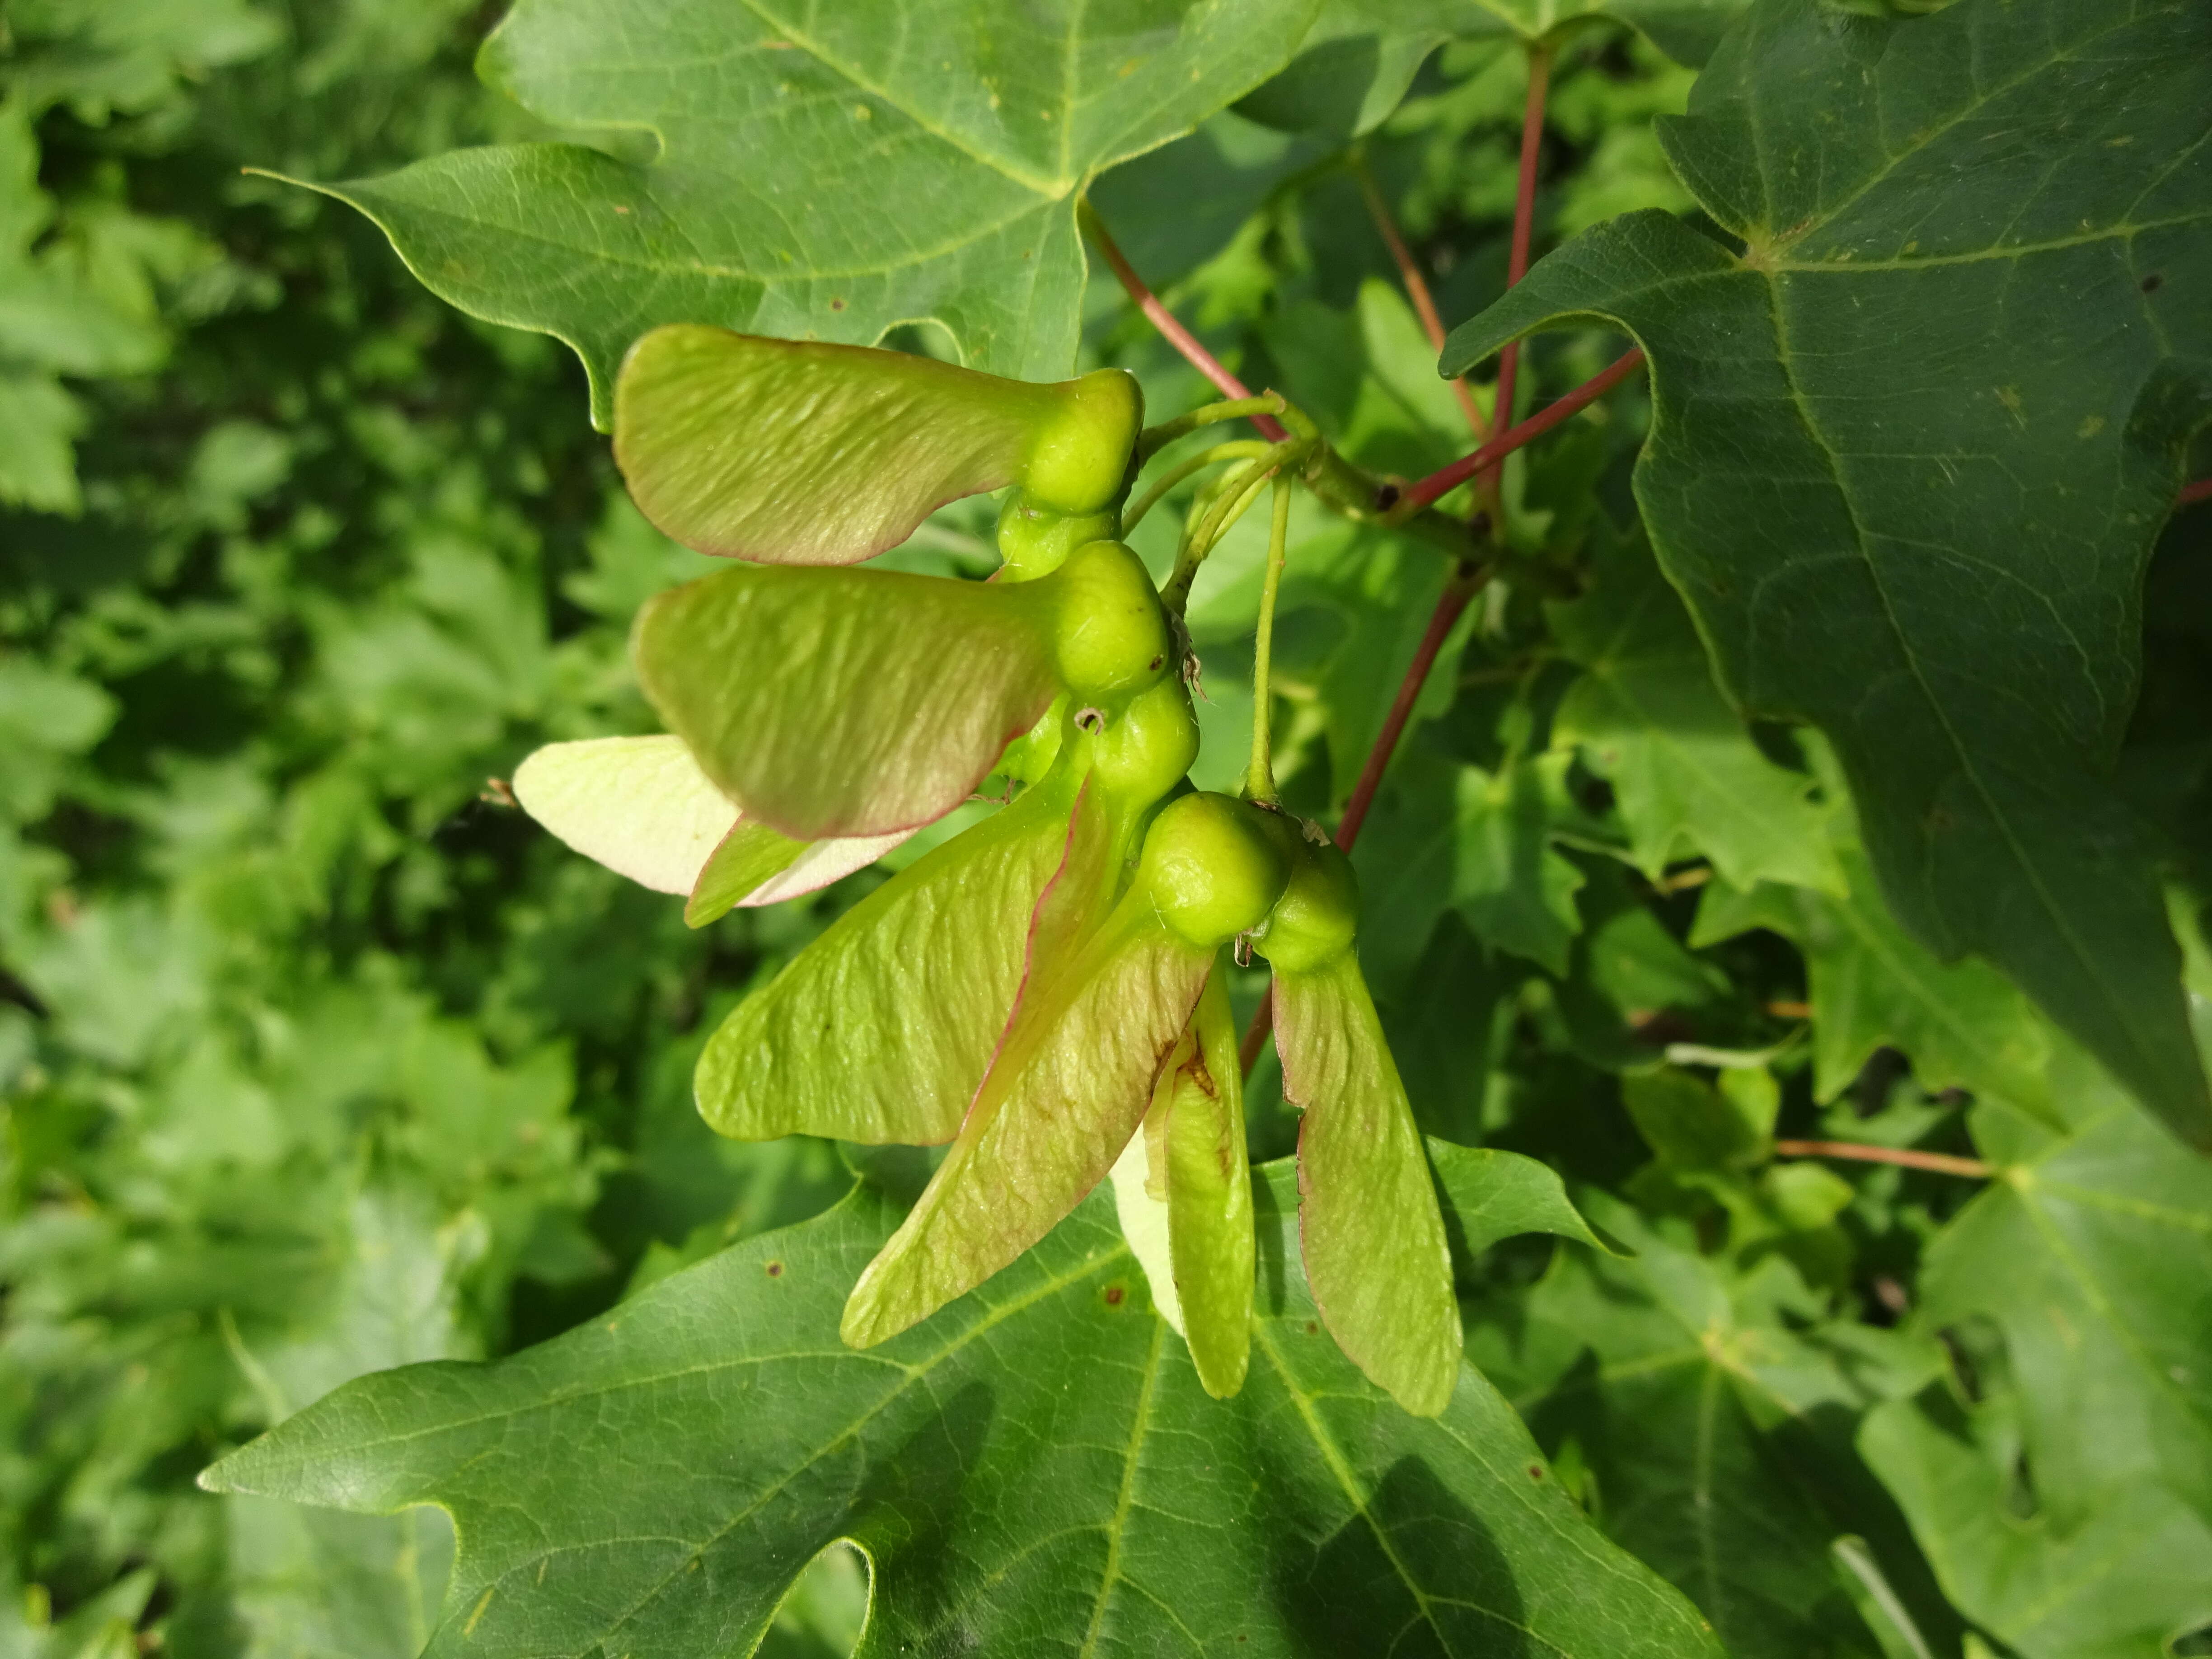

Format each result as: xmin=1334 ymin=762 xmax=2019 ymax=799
xmin=1078 ymin=200 xmax=1290 ymax=444
xmin=1396 ymin=348 xmax=1646 ymax=516
xmin=1485 ymin=47 xmax=1551 ymax=494
xmin=1771 ymin=1139 xmax=1993 ymax=1179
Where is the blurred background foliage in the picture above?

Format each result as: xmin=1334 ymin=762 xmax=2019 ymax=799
xmin=3 ymin=3 xmax=2208 ymax=1657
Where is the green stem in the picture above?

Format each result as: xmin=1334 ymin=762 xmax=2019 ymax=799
xmin=1136 ymin=394 xmax=1287 ymax=462
xmin=1161 ymin=440 xmax=1304 ymax=614
xmin=1123 ymin=440 xmax=1274 ymax=534
xmin=1246 ymin=474 xmax=1293 ymax=806
xmin=1486 ymin=42 xmax=1552 ymax=497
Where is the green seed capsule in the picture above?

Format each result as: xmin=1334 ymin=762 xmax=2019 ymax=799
xmin=1255 ymin=839 xmax=1360 ymax=972
xmin=1092 ymin=678 xmax=1199 ymax=807
xmin=1021 ymin=368 xmax=1143 ymax=516
xmin=995 ymin=490 xmax=1119 ymax=582
xmin=1051 ymin=540 xmax=1171 ymax=700
xmin=1138 ymin=793 xmax=1291 ymax=948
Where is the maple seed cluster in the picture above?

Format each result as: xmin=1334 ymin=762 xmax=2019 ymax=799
xmin=513 ymin=327 xmax=1461 ymax=1416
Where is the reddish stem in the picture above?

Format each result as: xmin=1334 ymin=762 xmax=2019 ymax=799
xmin=1336 ymin=576 xmax=1482 ymax=852
xmin=1485 ymin=47 xmax=1552 ymax=491
xmin=1355 ymin=162 xmax=1487 ymax=441
xmin=1398 ymin=348 xmax=1645 ymax=515
xmin=1239 ymin=991 xmax=1276 ymax=1075
xmin=2182 ymin=477 xmax=2212 ymax=506
xmin=1080 ymin=202 xmax=1290 ymax=443
xmin=1240 ymin=568 xmax=1486 ymax=1074
xmin=1771 ymin=1139 xmax=1993 ymax=1179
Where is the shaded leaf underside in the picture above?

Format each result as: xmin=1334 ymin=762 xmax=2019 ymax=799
xmin=1479 ymin=1196 xmax=1943 ymax=1658
xmin=1547 ymin=529 xmax=1840 ymax=896
xmin=1694 ymin=844 xmax=2059 ymax=1119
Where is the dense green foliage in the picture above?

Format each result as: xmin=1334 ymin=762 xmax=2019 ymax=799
xmin=6 ymin=0 xmax=2211 ymax=1655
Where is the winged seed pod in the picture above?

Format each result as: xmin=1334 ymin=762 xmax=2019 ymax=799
xmin=599 ymin=328 xmax=1458 ymax=1416
xmin=615 ymin=325 xmax=1142 ymax=564
xmin=632 ymin=536 xmax=1173 ymax=840
xmin=841 ymin=791 xmax=1289 ymax=1349
xmin=1256 ymin=835 xmax=1462 ymax=1418
xmin=509 ymin=735 xmax=912 ymax=923
xmin=1110 ymin=968 xmax=1255 ymax=1400
xmin=694 ymin=679 xmax=1200 ymax=1147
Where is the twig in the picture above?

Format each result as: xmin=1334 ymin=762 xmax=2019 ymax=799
xmin=1160 ymin=442 xmax=1301 ymax=613
xmin=1078 ymin=200 xmax=1289 ymax=442
xmin=1771 ymin=1139 xmax=1993 ymax=1179
xmin=1088 ymin=201 xmax=1487 ymax=562
xmin=1353 ymin=157 xmax=1487 ymax=441
xmin=1123 ymin=439 xmax=1273 ymax=534
xmin=1246 ymin=475 xmax=1294 ymax=805
xmin=1395 ymin=349 xmax=1646 ymax=516
xmin=1336 ymin=572 xmax=1485 ymax=850
xmin=1137 ymin=394 xmax=1287 ymax=461
xmin=1486 ymin=45 xmax=1551 ymax=493
xmin=2182 ymin=477 xmax=2212 ymax=506
xmin=1239 ymin=995 xmax=1276 ymax=1076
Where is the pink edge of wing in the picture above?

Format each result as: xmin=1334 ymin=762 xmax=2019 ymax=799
xmin=737 ymin=828 xmax=917 ymax=906
xmin=1275 ymin=960 xmax=1462 ymax=1417
xmin=842 ymin=790 xmax=1213 ymax=1346
xmin=739 ymin=682 xmax=1060 ymax=845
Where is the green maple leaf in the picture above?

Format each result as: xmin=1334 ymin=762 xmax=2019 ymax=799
xmin=1925 ymin=1089 xmax=2212 ymax=1531
xmin=1862 ymin=1389 xmax=2212 ymax=1659
xmin=1440 ymin=0 xmax=2212 ymax=1148
xmin=203 ymin=1166 xmax=1726 ymax=1658
xmin=1548 ymin=525 xmax=1842 ymax=897
xmin=1858 ymin=1091 xmax=2212 ymax=1658
xmin=1473 ymin=1193 xmax=1956 ymax=1659
xmin=274 ymin=0 xmax=1320 ymax=423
